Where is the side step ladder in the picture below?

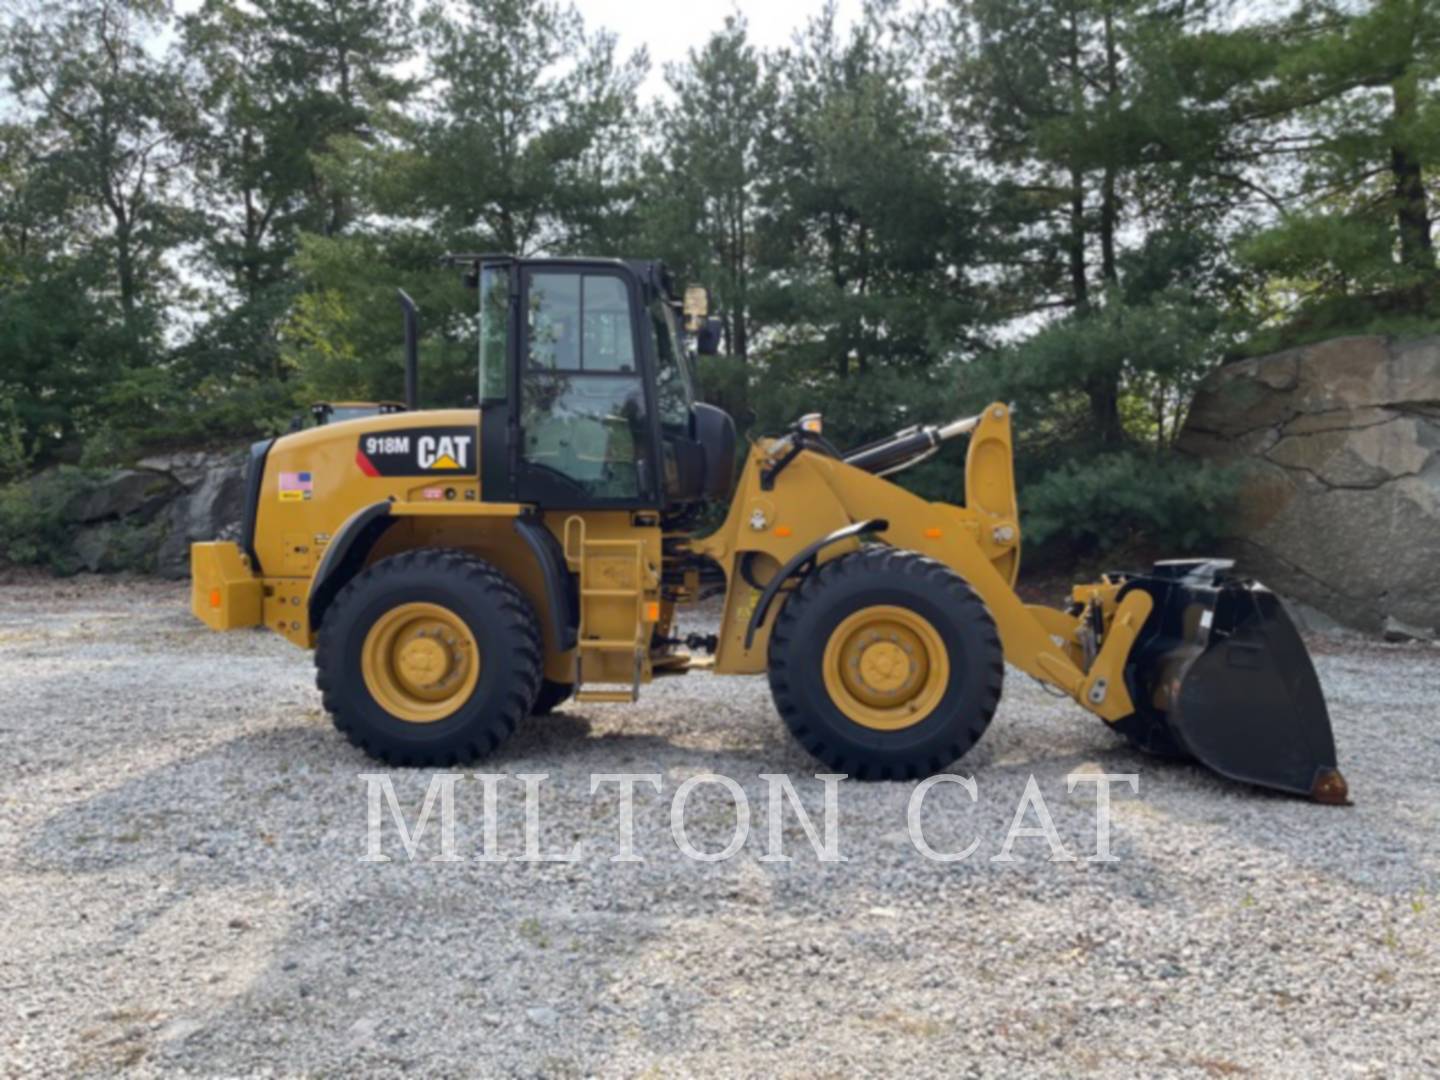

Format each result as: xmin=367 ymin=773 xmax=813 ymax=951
xmin=563 ymin=517 xmax=648 ymax=704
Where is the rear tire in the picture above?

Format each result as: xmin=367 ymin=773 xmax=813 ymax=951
xmin=767 ymin=548 xmax=1004 ymax=780
xmin=531 ymin=679 xmax=574 ymax=715
xmin=315 ymin=548 xmax=542 ymax=765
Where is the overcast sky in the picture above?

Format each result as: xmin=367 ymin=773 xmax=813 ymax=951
xmin=577 ymin=0 xmax=864 ymax=96
xmin=159 ymin=0 xmax=873 ymax=101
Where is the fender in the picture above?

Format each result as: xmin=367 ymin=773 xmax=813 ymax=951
xmin=308 ymin=501 xmax=395 ymax=629
xmin=306 ymin=503 xmax=578 ymax=652
xmin=238 ymin=437 xmax=275 ymax=572
xmin=743 ymin=518 xmax=888 ymax=648
xmin=514 ymin=516 xmax=578 ymax=652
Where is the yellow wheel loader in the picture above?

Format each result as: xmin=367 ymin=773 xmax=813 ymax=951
xmin=190 ymin=254 xmax=1348 ymax=803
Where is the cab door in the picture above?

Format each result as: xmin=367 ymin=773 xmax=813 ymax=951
xmin=512 ymin=265 xmax=661 ymax=509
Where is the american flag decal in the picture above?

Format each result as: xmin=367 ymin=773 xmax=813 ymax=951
xmin=278 ymin=471 xmax=313 ymax=502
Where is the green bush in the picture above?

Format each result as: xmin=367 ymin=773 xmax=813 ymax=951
xmin=695 ymin=357 xmax=973 ymax=505
xmin=1021 ymin=451 xmax=1238 ymax=557
xmin=0 ymin=467 xmax=107 ymax=572
xmin=0 ymin=399 xmax=37 ymax=482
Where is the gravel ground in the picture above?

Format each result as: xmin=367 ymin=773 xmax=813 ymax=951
xmin=1 ymin=575 xmax=1437 ymax=1078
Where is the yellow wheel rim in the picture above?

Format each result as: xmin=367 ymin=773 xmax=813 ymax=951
xmin=822 ymin=605 xmax=950 ymax=731
xmin=361 ymin=602 xmax=480 ymax=723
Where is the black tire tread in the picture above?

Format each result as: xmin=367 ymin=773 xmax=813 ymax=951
xmin=531 ymin=679 xmax=574 ymax=716
xmin=315 ymin=547 xmax=542 ymax=766
xmin=767 ymin=547 xmax=1004 ymax=780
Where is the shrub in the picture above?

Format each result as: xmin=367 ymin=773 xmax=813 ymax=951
xmin=0 ymin=400 xmax=37 ymax=482
xmin=0 ymin=467 xmax=107 ymax=572
xmin=1021 ymin=451 xmax=1238 ymax=557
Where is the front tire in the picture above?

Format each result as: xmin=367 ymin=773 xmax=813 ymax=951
xmin=315 ymin=548 xmax=542 ymax=765
xmin=767 ymin=548 xmax=1004 ymax=780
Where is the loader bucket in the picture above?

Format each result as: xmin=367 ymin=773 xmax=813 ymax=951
xmin=1115 ymin=560 xmax=1348 ymax=804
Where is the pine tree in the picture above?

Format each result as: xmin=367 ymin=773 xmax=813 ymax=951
xmin=402 ymin=0 xmax=648 ymax=255
xmin=2 ymin=0 xmax=198 ymax=450
xmin=650 ymin=16 xmax=776 ymax=362
xmin=261 ymin=0 xmax=414 ymax=238
xmin=179 ymin=0 xmax=413 ymax=386
xmin=1229 ymin=0 xmax=1439 ymax=335
xmin=750 ymin=0 xmax=987 ymax=452
xmin=938 ymin=0 xmax=1244 ymax=444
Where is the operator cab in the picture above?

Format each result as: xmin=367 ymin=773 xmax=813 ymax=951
xmin=456 ymin=254 xmax=735 ymax=515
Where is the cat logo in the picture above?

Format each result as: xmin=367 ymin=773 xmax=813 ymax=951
xmin=356 ymin=426 xmax=476 ymax=477
xmin=417 ymin=434 xmax=471 ymax=471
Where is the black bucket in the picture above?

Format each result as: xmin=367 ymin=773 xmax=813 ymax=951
xmin=1112 ymin=560 xmax=1348 ymax=803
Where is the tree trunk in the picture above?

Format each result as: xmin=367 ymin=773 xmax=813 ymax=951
xmin=734 ymin=190 xmax=749 ymax=363
xmin=1086 ymin=373 xmax=1122 ymax=444
xmin=1065 ymin=4 xmax=1089 ymax=310
xmin=1100 ymin=169 xmax=1118 ymax=284
xmin=326 ymin=25 xmax=355 ymax=237
xmin=115 ymin=216 xmax=137 ymax=331
xmin=1100 ymin=1 xmax=1120 ymax=284
xmin=1391 ymin=71 xmax=1435 ymax=281
xmin=1068 ymin=167 xmax=1089 ymax=309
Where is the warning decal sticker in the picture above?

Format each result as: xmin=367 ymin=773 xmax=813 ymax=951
xmin=278 ymin=471 xmax=313 ymax=501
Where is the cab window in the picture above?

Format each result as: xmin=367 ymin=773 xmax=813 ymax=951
xmin=649 ymin=299 xmax=694 ymax=429
xmin=478 ymin=265 xmax=510 ymax=403
xmin=528 ymin=273 xmax=636 ymax=372
xmin=520 ymin=270 xmax=652 ymax=501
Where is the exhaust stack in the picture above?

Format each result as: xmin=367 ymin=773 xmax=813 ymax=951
xmin=398 ymin=289 xmax=419 ymax=410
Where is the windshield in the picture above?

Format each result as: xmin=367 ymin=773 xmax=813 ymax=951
xmin=649 ymin=299 xmax=695 ymax=428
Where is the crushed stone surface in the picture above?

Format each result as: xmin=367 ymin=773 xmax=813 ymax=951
xmin=1 ymin=576 xmax=1437 ymax=1077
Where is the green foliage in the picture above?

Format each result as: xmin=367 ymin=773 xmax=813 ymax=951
xmin=282 ymin=231 xmax=477 ymax=408
xmin=646 ymin=15 xmax=776 ymax=360
xmin=402 ymin=0 xmax=648 ymax=255
xmin=1022 ymin=452 xmax=1238 ymax=556
xmin=0 ymin=0 xmax=1435 ymax=574
xmin=693 ymin=354 xmax=749 ymax=423
xmin=178 ymin=0 xmax=414 ymax=387
xmin=0 ymin=468 xmax=102 ymax=571
xmin=0 ymin=482 xmax=58 ymax=569
xmin=754 ymin=3 xmax=990 ymax=385
xmin=1 ymin=0 xmax=194 ymax=459
xmin=1221 ymin=0 xmax=1440 ymax=335
xmin=0 ymin=400 xmax=36 ymax=481
xmin=973 ymin=289 xmax=1227 ymax=452
xmin=942 ymin=0 xmax=1247 ymax=444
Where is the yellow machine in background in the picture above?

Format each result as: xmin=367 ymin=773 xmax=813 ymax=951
xmin=309 ymin=401 xmax=407 ymax=426
xmin=192 ymin=254 xmax=1347 ymax=802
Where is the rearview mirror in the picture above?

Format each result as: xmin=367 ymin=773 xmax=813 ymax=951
xmin=683 ymin=285 xmax=710 ymax=331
